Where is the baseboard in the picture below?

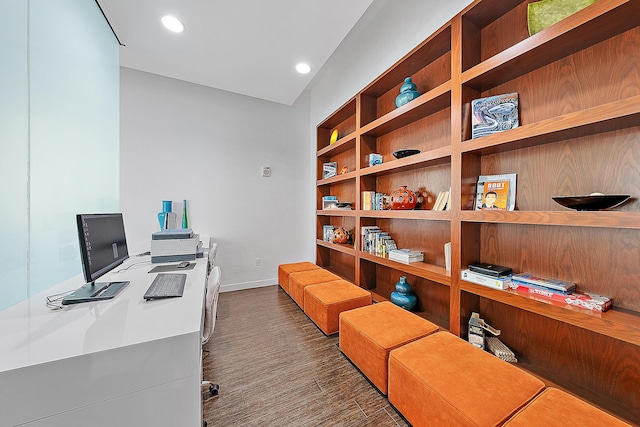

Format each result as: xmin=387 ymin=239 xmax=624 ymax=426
xmin=220 ymin=278 xmax=277 ymax=293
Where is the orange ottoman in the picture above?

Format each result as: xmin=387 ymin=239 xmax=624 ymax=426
xmin=303 ymin=280 xmax=372 ymax=335
xmin=288 ymin=269 xmax=340 ymax=308
xmin=277 ymin=262 xmax=320 ymax=295
xmin=339 ymin=301 xmax=438 ymax=395
xmin=388 ymin=332 xmax=545 ymax=427
xmin=504 ymin=388 xmax=632 ymax=427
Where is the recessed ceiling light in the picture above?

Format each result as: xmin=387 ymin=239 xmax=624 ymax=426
xmin=161 ymin=15 xmax=184 ymax=33
xmin=296 ymin=63 xmax=312 ymax=74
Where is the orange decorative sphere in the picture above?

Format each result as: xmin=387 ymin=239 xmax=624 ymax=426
xmin=390 ymin=186 xmax=418 ymax=210
xmin=333 ymin=227 xmax=350 ymax=244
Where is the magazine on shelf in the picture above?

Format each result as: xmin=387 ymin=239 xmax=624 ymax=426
xmin=475 ymin=174 xmax=517 ymax=211
xmin=479 ymin=181 xmax=509 ymax=211
xmin=323 ymin=162 xmax=337 ymax=179
xmin=471 ymin=92 xmax=519 ymax=139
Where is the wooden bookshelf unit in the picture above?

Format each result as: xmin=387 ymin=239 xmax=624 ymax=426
xmin=315 ymin=0 xmax=640 ymax=424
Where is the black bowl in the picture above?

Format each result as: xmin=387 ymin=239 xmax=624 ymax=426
xmin=552 ymin=195 xmax=630 ymax=211
xmin=393 ymin=149 xmax=421 ymax=159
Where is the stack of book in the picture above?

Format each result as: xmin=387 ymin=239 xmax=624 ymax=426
xmin=361 ymin=226 xmax=397 ymax=256
xmin=361 ymin=191 xmax=390 ymax=210
xmin=461 ymin=267 xmax=613 ymax=313
xmin=509 ymin=273 xmax=611 ymax=312
xmin=388 ymin=249 xmax=424 ymax=264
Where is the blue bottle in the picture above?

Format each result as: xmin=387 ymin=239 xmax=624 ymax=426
xmin=390 ymin=276 xmax=417 ymax=311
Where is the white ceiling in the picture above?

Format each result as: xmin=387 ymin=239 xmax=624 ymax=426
xmin=98 ymin=0 xmax=375 ymax=105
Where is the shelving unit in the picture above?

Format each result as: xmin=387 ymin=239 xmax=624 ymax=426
xmin=315 ymin=0 xmax=640 ymax=423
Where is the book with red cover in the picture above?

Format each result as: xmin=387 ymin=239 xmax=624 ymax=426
xmin=508 ymin=282 xmax=611 ymax=312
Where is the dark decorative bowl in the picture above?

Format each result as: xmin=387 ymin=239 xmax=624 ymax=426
xmin=392 ymin=149 xmax=421 ymax=159
xmin=552 ymin=194 xmax=630 ymax=211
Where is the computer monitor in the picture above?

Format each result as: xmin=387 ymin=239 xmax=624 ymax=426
xmin=61 ymin=213 xmax=130 ymax=305
xmin=77 ymin=213 xmax=129 ymax=284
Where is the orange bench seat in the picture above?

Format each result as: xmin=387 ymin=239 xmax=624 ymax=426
xmin=303 ymin=280 xmax=371 ymax=335
xmin=339 ymin=301 xmax=438 ymax=395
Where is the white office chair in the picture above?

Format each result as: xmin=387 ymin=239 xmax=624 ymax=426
xmin=206 ymin=241 xmax=218 ymax=277
xmin=202 ymin=264 xmax=221 ymax=397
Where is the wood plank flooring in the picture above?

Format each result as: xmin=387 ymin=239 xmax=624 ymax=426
xmin=202 ymin=285 xmax=409 ymax=427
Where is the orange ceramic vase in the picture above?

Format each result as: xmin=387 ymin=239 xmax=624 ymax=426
xmin=390 ymin=186 xmax=418 ymax=210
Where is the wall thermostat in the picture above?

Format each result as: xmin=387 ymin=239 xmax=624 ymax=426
xmin=261 ymin=166 xmax=271 ymax=177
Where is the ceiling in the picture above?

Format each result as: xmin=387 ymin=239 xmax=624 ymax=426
xmin=97 ymin=0 xmax=375 ymax=105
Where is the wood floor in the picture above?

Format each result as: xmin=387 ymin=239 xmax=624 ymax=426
xmin=202 ymin=285 xmax=409 ymax=427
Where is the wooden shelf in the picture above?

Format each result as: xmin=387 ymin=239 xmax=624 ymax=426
xmin=316 ymin=209 xmax=356 ymax=217
xmin=460 ymin=210 xmax=640 ymax=229
xmin=317 ymin=133 xmax=356 ymax=157
xmin=360 ymin=146 xmax=451 ymax=176
xmin=360 ymin=82 xmax=451 ymax=137
xmin=461 ymin=96 xmax=640 ymax=154
xmin=460 ymin=281 xmax=640 ymax=347
xmin=315 ymin=239 xmax=356 ymax=256
xmin=316 ymin=170 xmax=357 ymax=186
xmin=359 ymin=252 xmax=450 ymax=286
xmin=462 ymin=0 xmax=639 ymax=91
xmin=360 ymin=210 xmax=451 ymax=221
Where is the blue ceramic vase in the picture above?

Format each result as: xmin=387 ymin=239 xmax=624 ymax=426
xmin=157 ymin=200 xmax=172 ymax=231
xmin=390 ymin=276 xmax=417 ymax=311
xmin=395 ymin=77 xmax=421 ymax=108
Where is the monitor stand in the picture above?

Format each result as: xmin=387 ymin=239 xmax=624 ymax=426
xmin=61 ymin=280 xmax=129 ymax=305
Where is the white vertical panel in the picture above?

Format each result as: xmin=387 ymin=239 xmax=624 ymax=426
xmin=0 ymin=1 xmax=29 ymax=310
xmin=28 ymin=0 xmax=120 ymax=294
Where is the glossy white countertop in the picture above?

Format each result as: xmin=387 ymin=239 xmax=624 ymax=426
xmin=0 ymin=256 xmax=207 ymax=373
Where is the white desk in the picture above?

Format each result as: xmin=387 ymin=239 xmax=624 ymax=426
xmin=0 ymin=256 xmax=207 ymax=427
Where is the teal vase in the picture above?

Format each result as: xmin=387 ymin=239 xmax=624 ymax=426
xmin=395 ymin=77 xmax=421 ymax=108
xmin=390 ymin=276 xmax=417 ymax=311
xmin=182 ymin=199 xmax=189 ymax=228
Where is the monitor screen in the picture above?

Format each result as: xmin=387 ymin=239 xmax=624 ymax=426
xmin=77 ymin=213 xmax=129 ymax=284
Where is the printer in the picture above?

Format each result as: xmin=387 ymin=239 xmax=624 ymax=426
xmin=151 ymin=228 xmax=200 ymax=263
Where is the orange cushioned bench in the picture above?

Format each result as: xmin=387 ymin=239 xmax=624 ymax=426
xmin=388 ymin=331 xmax=545 ymax=427
xmin=288 ymin=269 xmax=340 ymax=308
xmin=503 ymin=387 xmax=632 ymax=427
xmin=339 ymin=301 xmax=439 ymax=395
xmin=303 ymin=280 xmax=372 ymax=335
xmin=277 ymin=262 xmax=321 ymax=295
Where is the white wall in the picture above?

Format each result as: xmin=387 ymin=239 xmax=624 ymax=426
xmin=120 ymin=68 xmax=314 ymax=291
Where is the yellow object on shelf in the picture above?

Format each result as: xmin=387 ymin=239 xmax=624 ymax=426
xmin=329 ymin=129 xmax=338 ymax=144
xmin=527 ymin=0 xmax=597 ymax=36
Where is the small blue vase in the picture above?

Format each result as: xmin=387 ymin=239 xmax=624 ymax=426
xmin=390 ymin=276 xmax=417 ymax=311
xmin=395 ymin=77 xmax=421 ymax=108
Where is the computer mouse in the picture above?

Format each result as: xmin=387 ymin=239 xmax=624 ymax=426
xmin=177 ymin=261 xmax=190 ymax=268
